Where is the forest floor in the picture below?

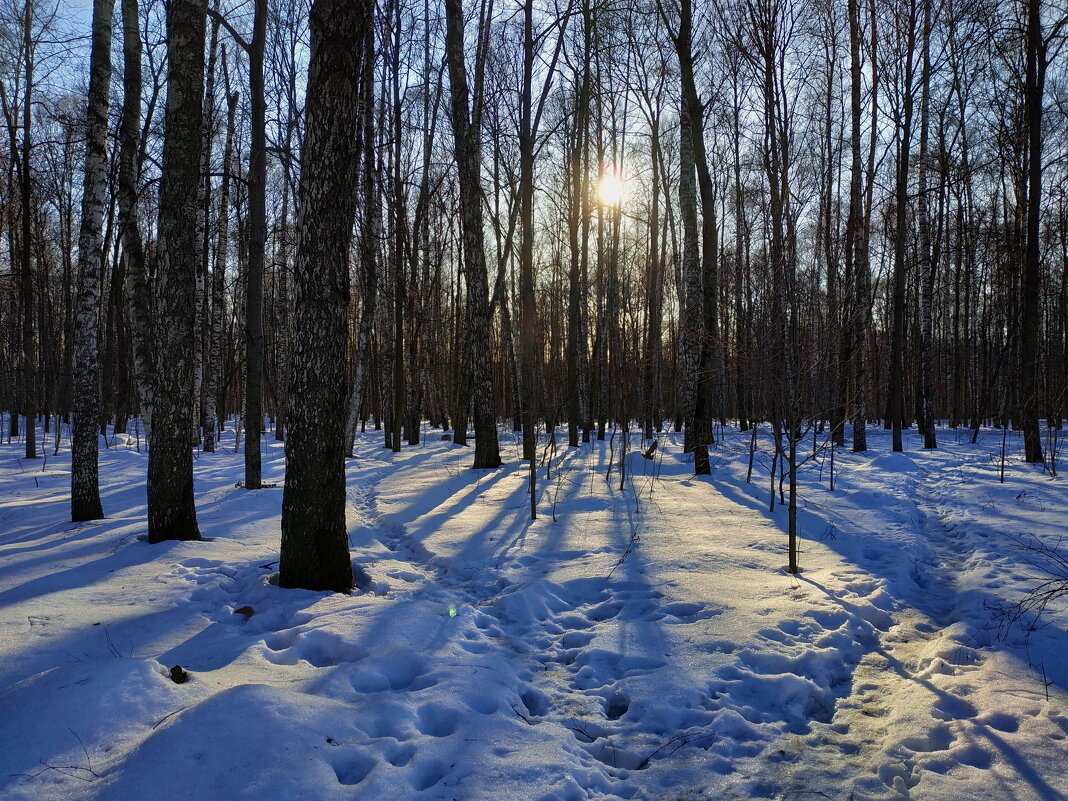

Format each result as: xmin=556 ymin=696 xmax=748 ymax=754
xmin=1 ymin=420 xmax=1066 ymax=801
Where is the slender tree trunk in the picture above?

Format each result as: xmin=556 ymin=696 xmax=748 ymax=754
xmin=193 ymin=21 xmax=219 ymax=445
xmin=566 ymin=2 xmax=591 ymax=448
xmin=643 ymin=116 xmax=663 ymax=441
xmin=390 ymin=1 xmax=405 ymax=454
xmin=444 ymin=0 xmax=501 ymax=469
xmin=846 ymin=0 xmax=865 ymax=451
xmin=345 ymin=26 xmax=378 ymax=456
xmin=119 ymin=0 xmax=153 ymax=441
xmin=244 ymin=0 xmax=268 ymax=487
xmin=673 ymin=0 xmax=703 ymax=464
xmin=519 ymin=0 xmax=537 ymax=470
xmin=890 ymin=1 xmax=916 ymax=453
xmin=20 ymin=2 xmax=36 ymax=460
xmin=1021 ymin=0 xmax=1045 ymax=463
xmin=917 ymin=0 xmax=936 ymax=449
xmin=71 ymin=0 xmax=115 ymax=521
xmin=204 ymin=82 xmax=238 ymax=453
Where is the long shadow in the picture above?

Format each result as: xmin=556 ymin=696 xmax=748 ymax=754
xmin=0 ymin=519 xmax=117 ymax=559
xmin=695 ymin=427 xmax=1068 ymax=799
xmin=347 ymin=442 xmax=443 ymax=474
xmin=798 ymin=571 xmax=1060 ymax=800
xmin=432 ymin=434 xmax=710 ymax=767
xmin=0 ymin=598 xmax=220 ymax=691
xmin=389 ymin=468 xmax=512 ymax=548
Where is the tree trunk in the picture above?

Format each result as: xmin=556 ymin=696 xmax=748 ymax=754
xmin=345 ymin=28 xmax=378 ymax=457
xmin=917 ymin=0 xmax=936 ymax=449
xmin=390 ymin=0 xmax=406 ymax=454
xmin=71 ymin=0 xmax=114 ymax=521
xmin=846 ymin=0 xmax=866 ymax=451
xmin=205 ymin=83 xmax=238 ymax=453
xmin=20 ymin=1 xmax=36 ymax=460
xmin=889 ymin=1 xmax=916 ymax=453
xmin=279 ymin=0 xmax=368 ymax=593
xmin=444 ymin=0 xmax=501 ymax=469
xmin=519 ymin=0 xmax=537 ymax=466
xmin=244 ymin=0 xmax=268 ymax=487
xmin=119 ymin=0 xmax=153 ymax=442
xmin=193 ymin=21 xmax=219 ymax=445
xmin=147 ymin=0 xmax=206 ymax=543
xmin=566 ymin=2 xmax=591 ymax=448
xmin=1021 ymin=0 xmax=1045 ymax=463
xmin=673 ymin=0 xmax=703 ymax=464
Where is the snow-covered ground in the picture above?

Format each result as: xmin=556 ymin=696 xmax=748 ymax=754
xmin=1 ymin=420 xmax=1066 ymax=800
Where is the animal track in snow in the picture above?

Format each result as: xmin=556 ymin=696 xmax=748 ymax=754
xmin=329 ymin=748 xmax=376 ymax=785
xmin=518 ymin=687 xmax=551 ymax=717
xmin=380 ymin=651 xmax=432 ymax=690
xmin=899 ymin=724 xmax=955 ymax=753
xmin=415 ymin=703 xmax=461 ymax=737
xmin=653 ymin=601 xmax=722 ymax=624
xmin=560 ymin=631 xmax=595 ymax=649
xmin=603 ymin=690 xmax=630 ymax=721
xmin=384 ymin=741 xmax=415 ymax=767
xmin=409 ymin=757 xmax=449 ymax=790
xmin=932 ymin=692 xmax=977 ymax=721
xmin=359 ymin=701 xmax=412 ymax=739
xmin=271 ymin=629 xmax=368 ymax=668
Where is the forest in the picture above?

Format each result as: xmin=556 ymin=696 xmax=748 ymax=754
xmin=1 ymin=0 xmax=1067 ymax=798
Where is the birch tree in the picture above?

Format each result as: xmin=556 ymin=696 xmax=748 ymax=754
xmin=70 ymin=0 xmax=114 ymax=521
xmin=148 ymin=0 xmax=206 ymax=543
xmin=119 ymin=0 xmax=154 ymax=442
xmin=279 ymin=0 xmax=369 ymax=592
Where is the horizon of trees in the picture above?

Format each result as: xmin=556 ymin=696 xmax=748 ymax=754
xmin=1 ymin=0 xmax=1066 ymax=584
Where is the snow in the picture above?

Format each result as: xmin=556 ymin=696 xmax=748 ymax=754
xmin=1 ymin=422 xmax=1066 ymax=800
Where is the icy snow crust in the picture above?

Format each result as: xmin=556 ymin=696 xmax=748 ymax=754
xmin=1 ymin=425 xmax=1066 ymax=800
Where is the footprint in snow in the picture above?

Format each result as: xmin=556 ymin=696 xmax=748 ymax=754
xmin=932 ymin=692 xmax=977 ymax=721
xmin=409 ymin=758 xmax=449 ymax=791
xmin=329 ymin=749 xmax=376 ymax=786
xmin=416 ymin=702 xmax=461 ymax=737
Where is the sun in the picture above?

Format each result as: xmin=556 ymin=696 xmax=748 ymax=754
xmin=598 ymin=171 xmax=624 ymax=207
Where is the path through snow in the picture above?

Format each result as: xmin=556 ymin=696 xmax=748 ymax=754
xmin=0 ymin=425 xmax=1065 ymax=800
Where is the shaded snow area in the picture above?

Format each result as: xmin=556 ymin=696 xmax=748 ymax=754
xmin=2 ymin=424 xmax=1067 ymax=801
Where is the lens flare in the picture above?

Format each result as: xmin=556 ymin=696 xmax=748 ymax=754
xmin=598 ymin=172 xmax=624 ymax=206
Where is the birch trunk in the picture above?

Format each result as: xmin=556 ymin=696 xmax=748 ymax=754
xmin=193 ymin=20 xmax=219 ymax=445
xmin=119 ymin=0 xmax=153 ymax=442
xmin=147 ymin=0 xmax=206 ymax=543
xmin=855 ymin=0 xmax=878 ymax=451
xmin=279 ymin=0 xmax=368 ymax=593
xmin=71 ymin=0 xmax=114 ymax=521
xmin=846 ymin=0 xmax=865 ymax=451
xmin=204 ymin=84 xmax=237 ymax=453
